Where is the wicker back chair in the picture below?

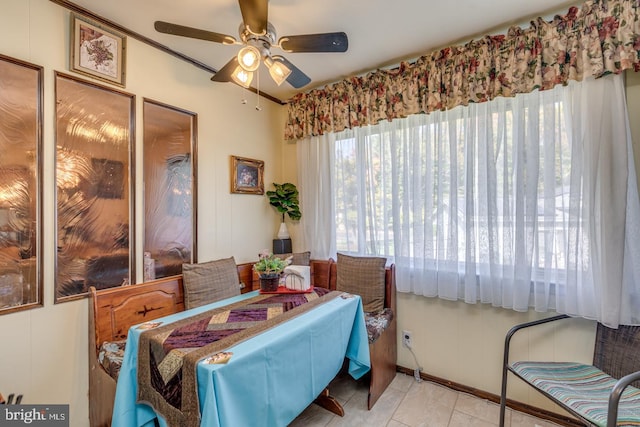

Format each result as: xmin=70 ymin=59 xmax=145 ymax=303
xmin=499 ymin=315 xmax=640 ymax=427
xmin=593 ymin=323 xmax=640 ymax=388
xmin=326 ymin=256 xmax=397 ymax=410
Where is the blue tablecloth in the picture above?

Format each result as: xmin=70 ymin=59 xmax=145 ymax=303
xmin=111 ymin=290 xmax=370 ymax=427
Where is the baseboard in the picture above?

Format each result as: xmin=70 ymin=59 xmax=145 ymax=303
xmin=395 ymin=365 xmax=583 ymax=427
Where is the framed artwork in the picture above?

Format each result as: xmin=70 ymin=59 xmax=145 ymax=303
xmin=230 ymin=156 xmax=264 ymax=195
xmin=70 ymin=13 xmax=126 ymax=87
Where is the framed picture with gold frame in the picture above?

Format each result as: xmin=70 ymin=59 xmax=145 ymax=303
xmin=230 ymin=156 xmax=264 ymax=195
xmin=70 ymin=13 xmax=126 ymax=87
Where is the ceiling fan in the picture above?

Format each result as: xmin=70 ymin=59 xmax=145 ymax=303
xmin=154 ymin=0 xmax=348 ymax=90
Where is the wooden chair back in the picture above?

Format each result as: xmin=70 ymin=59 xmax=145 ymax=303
xmin=90 ymin=276 xmax=184 ymax=353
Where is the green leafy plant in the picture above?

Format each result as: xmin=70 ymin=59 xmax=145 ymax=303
xmin=267 ymin=182 xmax=301 ymax=222
xmin=253 ymin=253 xmax=289 ymax=277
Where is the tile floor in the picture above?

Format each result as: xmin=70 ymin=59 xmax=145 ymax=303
xmin=290 ymin=371 xmax=565 ymax=427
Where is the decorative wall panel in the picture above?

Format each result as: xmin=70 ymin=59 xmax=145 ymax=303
xmin=142 ymin=99 xmax=196 ymax=280
xmin=55 ymin=73 xmax=135 ymax=302
xmin=0 ymin=54 xmax=43 ymax=314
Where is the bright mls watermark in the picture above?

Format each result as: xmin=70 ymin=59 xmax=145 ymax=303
xmin=1 ymin=405 xmax=68 ymax=426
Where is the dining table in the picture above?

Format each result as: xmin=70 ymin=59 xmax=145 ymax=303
xmin=111 ymin=288 xmax=371 ymax=427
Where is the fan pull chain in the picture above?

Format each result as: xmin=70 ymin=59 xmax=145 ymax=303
xmin=255 ymin=68 xmax=262 ymax=111
xmin=238 ymin=79 xmax=248 ymax=104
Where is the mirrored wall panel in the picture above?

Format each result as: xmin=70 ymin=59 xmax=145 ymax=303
xmin=143 ymin=99 xmax=196 ymax=281
xmin=55 ymin=73 xmax=135 ymax=302
xmin=0 ymin=54 xmax=43 ymax=314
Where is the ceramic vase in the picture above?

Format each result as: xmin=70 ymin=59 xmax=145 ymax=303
xmin=277 ymin=222 xmax=289 ymax=239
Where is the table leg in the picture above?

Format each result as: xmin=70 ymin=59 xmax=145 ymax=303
xmin=314 ymin=388 xmax=344 ymax=417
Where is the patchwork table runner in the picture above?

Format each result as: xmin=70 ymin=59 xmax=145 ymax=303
xmin=137 ymin=287 xmax=339 ymax=427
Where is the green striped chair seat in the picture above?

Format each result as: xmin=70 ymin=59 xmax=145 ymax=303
xmin=510 ymin=361 xmax=640 ymax=427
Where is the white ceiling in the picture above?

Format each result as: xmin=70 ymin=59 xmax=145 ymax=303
xmin=65 ymin=0 xmax=580 ymax=103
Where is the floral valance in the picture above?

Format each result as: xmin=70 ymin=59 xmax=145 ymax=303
xmin=284 ymin=0 xmax=640 ymax=140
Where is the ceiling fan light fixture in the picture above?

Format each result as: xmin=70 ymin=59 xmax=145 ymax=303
xmin=237 ymin=45 xmax=261 ymax=72
xmin=231 ymin=66 xmax=253 ymax=88
xmin=156 ymin=1 xmax=350 ymax=92
xmin=265 ymin=57 xmax=292 ymax=86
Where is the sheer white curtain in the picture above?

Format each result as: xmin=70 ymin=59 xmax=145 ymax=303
xmin=297 ymin=74 xmax=640 ymax=327
xmin=296 ymin=134 xmax=337 ymax=260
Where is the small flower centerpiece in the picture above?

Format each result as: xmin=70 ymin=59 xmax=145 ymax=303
xmin=254 ymin=251 xmax=290 ymax=292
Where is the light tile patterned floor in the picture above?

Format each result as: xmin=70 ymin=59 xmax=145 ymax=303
xmin=290 ymin=372 xmax=564 ymax=427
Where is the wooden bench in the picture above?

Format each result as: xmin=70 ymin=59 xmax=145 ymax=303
xmin=326 ymin=261 xmax=397 ymax=410
xmin=88 ymin=259 xmax=395 ymax=426
xmin=88 ymin=262 xmax=254 ymax=427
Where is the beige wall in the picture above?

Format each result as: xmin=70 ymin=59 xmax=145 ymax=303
xmin=395 ymin=294 xmax=595 ymax=415
xmin=0 ymin=0 xmax=286 ymax=425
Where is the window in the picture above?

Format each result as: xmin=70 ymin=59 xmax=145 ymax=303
xmin=300 ymin=75 xmax=640 ymax=326
xmin=335 ymin=100 xmax=574 ymax=277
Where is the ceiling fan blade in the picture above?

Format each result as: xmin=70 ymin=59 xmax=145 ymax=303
xmin=272 ymin=55 xmax=311 ymax=89
xmin=278 ymin=32 xmax=348 ymax=53
xmin=155 ymin=21 xmax=236 ymax=45
xmin=238 ymin=0 xmax=268 ymax=35
xmin=211 ymin=57 xmax=240 ymax=83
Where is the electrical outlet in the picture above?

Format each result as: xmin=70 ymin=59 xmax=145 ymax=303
xmin=402 ymin=330 xmax=412 ymax=348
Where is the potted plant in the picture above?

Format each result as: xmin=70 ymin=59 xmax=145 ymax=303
xmin=253 ymin=252 xmax=289 ymax=292
xmin=267 ymin=182 xmax=301 ymax=239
